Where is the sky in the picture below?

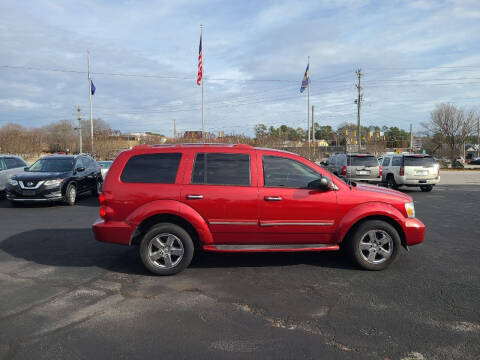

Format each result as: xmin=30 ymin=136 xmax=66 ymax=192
xmin=1 ymin=0 xmax=480 ymax=137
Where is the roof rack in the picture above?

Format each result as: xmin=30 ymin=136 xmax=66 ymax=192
xmin=133 ymin=143 xmax=253 ymax=149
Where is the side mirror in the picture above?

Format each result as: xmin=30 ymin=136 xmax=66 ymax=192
xmin=308 ymin=177 xmax=332 ymax=190
xmin=320 ymin=161 xmax=328 ymax=166
xmin=24 ymin=166 xmax=29 ymax=171
xmin=76 ymin=166 xmax=85 ymax=173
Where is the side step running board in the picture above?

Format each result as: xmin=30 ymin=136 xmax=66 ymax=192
xmin=203 ymin=244 xmax=339 ymax=252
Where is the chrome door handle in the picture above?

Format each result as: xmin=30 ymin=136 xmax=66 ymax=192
xmin=186 ymin=194 xmax=203 ymax=199
xmin=264 ymin=196 xmax=282 ymax=201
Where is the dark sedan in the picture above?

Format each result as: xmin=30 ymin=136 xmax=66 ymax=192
xmin=6 ymin=154 xmax=102 ymax=206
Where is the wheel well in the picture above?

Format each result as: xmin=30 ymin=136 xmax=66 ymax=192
xmin=130 ymin=213 xmax=200 ymax=248
xmin=341 ymin=215 xmax=406 ymax=247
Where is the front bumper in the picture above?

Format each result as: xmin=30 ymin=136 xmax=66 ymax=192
xmin=6 ymin=184 xmax=64 ymax=202
xmin=403 ymin=218 xmax=426 ymax=246
xmin=92 ymin=218 xmax=133 ymax=245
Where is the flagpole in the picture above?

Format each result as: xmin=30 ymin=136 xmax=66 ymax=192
xmin=88 ymin=50 xmax=94 ymax=155
xmin=200 ymin=24 xmax=205 ymax=143
xmin=307 ymin=56 xmax=310 ymax=147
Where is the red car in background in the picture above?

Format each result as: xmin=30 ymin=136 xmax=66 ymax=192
xmin=93 ymin=144 xmax=425 ymax=275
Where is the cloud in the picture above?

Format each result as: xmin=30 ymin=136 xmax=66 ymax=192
xmin=0 ymin=0 xmax=479 ymax=135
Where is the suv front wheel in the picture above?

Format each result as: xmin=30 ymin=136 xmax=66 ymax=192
xmin=346 ymin=220 xmax=401 ymax=270
xmin=139 ymin=223 xmax=194 ymax=275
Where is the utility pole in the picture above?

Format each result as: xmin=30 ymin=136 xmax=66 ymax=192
xmin=76 ymin=106 xmax=83 ymax=153
xmin=307 ymin=56 xmax=311 ymax=147
xmin=87 ymin=51 xmax=94 ymax=155
xmin=409 ymin=124 xmax=413 ymax=153
xmin=173 ymin=119 xmax=177 ymax=140
xmin=355 ymin=69 xmax=363 ymax=152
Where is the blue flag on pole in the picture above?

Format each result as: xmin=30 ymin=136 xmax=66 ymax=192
xmin=300 ymin=64 xmax=310 ymax=93
xmin=90 ymin=80 xmax=96 ymax=95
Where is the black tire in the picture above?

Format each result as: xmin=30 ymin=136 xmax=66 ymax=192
xmin=345 ymin=220 xmax=401 ymax=271
xmin=420 ymin=185 xmax=433 ymax=192
xmin=92 ymin=180 xmax=102 ymax=197
xmin=64 ymin=183 xmax=76 ymax=206
xmin=386 ymin=174 xmax=397 ymax=189
xmin=139 ymin=223 xmax=194 ymax=276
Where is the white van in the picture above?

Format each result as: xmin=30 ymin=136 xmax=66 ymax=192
xmin=381 ymin=153 xmax=440 ymax=192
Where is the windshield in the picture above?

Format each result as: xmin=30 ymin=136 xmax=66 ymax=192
xmin=98 ymin=161 xmax=112 ymax=169
xmin=29 ymin=158 xmax=74 ymax=172
xmin=404 ymin=156 xmax=435 ymax=167
xmin=347 ymin=156 xmax=379 ymax=167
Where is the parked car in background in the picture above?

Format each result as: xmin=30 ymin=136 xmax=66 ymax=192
xmin=93 ymin=144 xmax=425 ymax=275
xmin=382 ymin=153 xmax=440 ymax=192
xmin=97 ymin=161 xmax=113 ymax=179
xmin=469 ymin=158 xmax=480 ymax=165
xmin=325 ymin=153 xmax=382 ymax=183
xmin=0 ymin=155 xmax=27 ymax=195
xmin=6 ymin=154 xmax=102 ymax=205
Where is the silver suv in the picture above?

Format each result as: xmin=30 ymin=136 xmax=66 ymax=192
xmin=326 ymin=153 xmax=381 ymax=183
xmin=381 ymin=153 xmax=440 ymax=192
xmin=0 ymin=155 xmax=27 ymax=194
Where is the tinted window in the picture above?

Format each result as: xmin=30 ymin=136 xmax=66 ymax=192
xmin=392 ymin=157 xmax=403 ymax=166
xmin=4 ymin=158 xmax=19 ymax=169
xmin=121 ymin=153 xmax=181 ymax=183
xmin=404 ymin=156 xmax=435 ymax=167
xmin=75 ymin=158 xmax=85 ymax=169
xmin=98 ymin=161 xmax=112 ymax=169
xmin=29 ymin=158 xmax=75 ymax=172
xmin=15 ymin=158 xmax=27 ymax=167
xmin=192 ymin=153 xmax=250 ymax=186
xmin=263 ymin=155 xmax=320 ymax=188
xmin=383 ymin=157 xmax=390 ymax=166
xmin=0 ymin=159 xmax=6 ymax=171
xmin=347 ymin=155 xmax=379 ymax=167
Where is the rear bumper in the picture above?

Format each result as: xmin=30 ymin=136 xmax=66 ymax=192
xmin=403 ymin=218 xmax=425 ymax=246
xmin=92 ymin=218 xmax=133 ymax=245
xmin=398 ymin=176 xmax=440 ymax=186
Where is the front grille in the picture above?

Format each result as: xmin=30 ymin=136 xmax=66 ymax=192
xmin=23 ymin=180 xmax=39 ymax=188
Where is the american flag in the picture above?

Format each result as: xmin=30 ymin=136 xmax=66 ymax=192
xmin=197 ymin=34 xmax=203 ymax=86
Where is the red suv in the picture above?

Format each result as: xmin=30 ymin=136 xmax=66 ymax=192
xmin=92 ymin=144 xmax=425 ymax=275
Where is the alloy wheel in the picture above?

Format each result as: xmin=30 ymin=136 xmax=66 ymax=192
xmin=148 ymin=233 xmax=184 ymax=269
xmin=359 ymin=229 xmax=393 ymax=264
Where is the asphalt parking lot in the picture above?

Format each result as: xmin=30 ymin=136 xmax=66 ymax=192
xmin=0 ymin=180 xmax=479 ymax=359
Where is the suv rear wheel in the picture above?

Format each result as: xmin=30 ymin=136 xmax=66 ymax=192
xmin=386 ymin=174 xmax=397 ymax=189
xmin=346 ymin=220 xmax=400 ymax=270
xmin=420 ymin=185 xmax=433 ymax=192
xmin=139 ymin=223 xmax=194 ymax=275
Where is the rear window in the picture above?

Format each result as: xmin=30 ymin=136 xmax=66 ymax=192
xmin=121 ymin=153 xmax=182 ymax=183
xmin=192 ymin=153 xmax=250 ymax=186
xmin=404 ymin=156 xmax=435 ymax=167
xmin=347 ymin=156 xmax=379 ymax=167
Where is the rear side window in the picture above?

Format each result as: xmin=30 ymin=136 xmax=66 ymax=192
xmin=121 ymin=153 xmax=182 ymax=183
xmin=382 ymin=157 xmax=390 ymax=166
xmin=347 ymin=156 xmax=379 ymax=167
xmin=192 ymin=153 xmax=250 ymax=186
xmin=15 ymin=158 xmax=27 ymax=167
xmin=4 ymin=158 xmax=18 ymax=169
xmin=404 ymin=156 xmax=435 ymax=167
xmin=392 ymin=157 xmax=403 ymax=166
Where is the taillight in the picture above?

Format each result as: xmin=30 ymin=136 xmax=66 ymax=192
xmin=99 ymin=206 xmax=107 ymax=219
xmin=379 ymin=166 xmax=382 ymax=177
xmin=99 ymin=193 xmax=105 ymax=205
xmin=341 ymin=165 xmax=347 ymax=176
xmin=399 ymin=166 xmax=404 ymax=176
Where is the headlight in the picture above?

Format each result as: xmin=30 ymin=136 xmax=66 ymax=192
xmin=8 ymin=179 xmax=18 ymax=186
xmin=405 ymin=202 xmax=415 ymax=218
xmin=44 ymin=179 xmax=64 ymax=186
